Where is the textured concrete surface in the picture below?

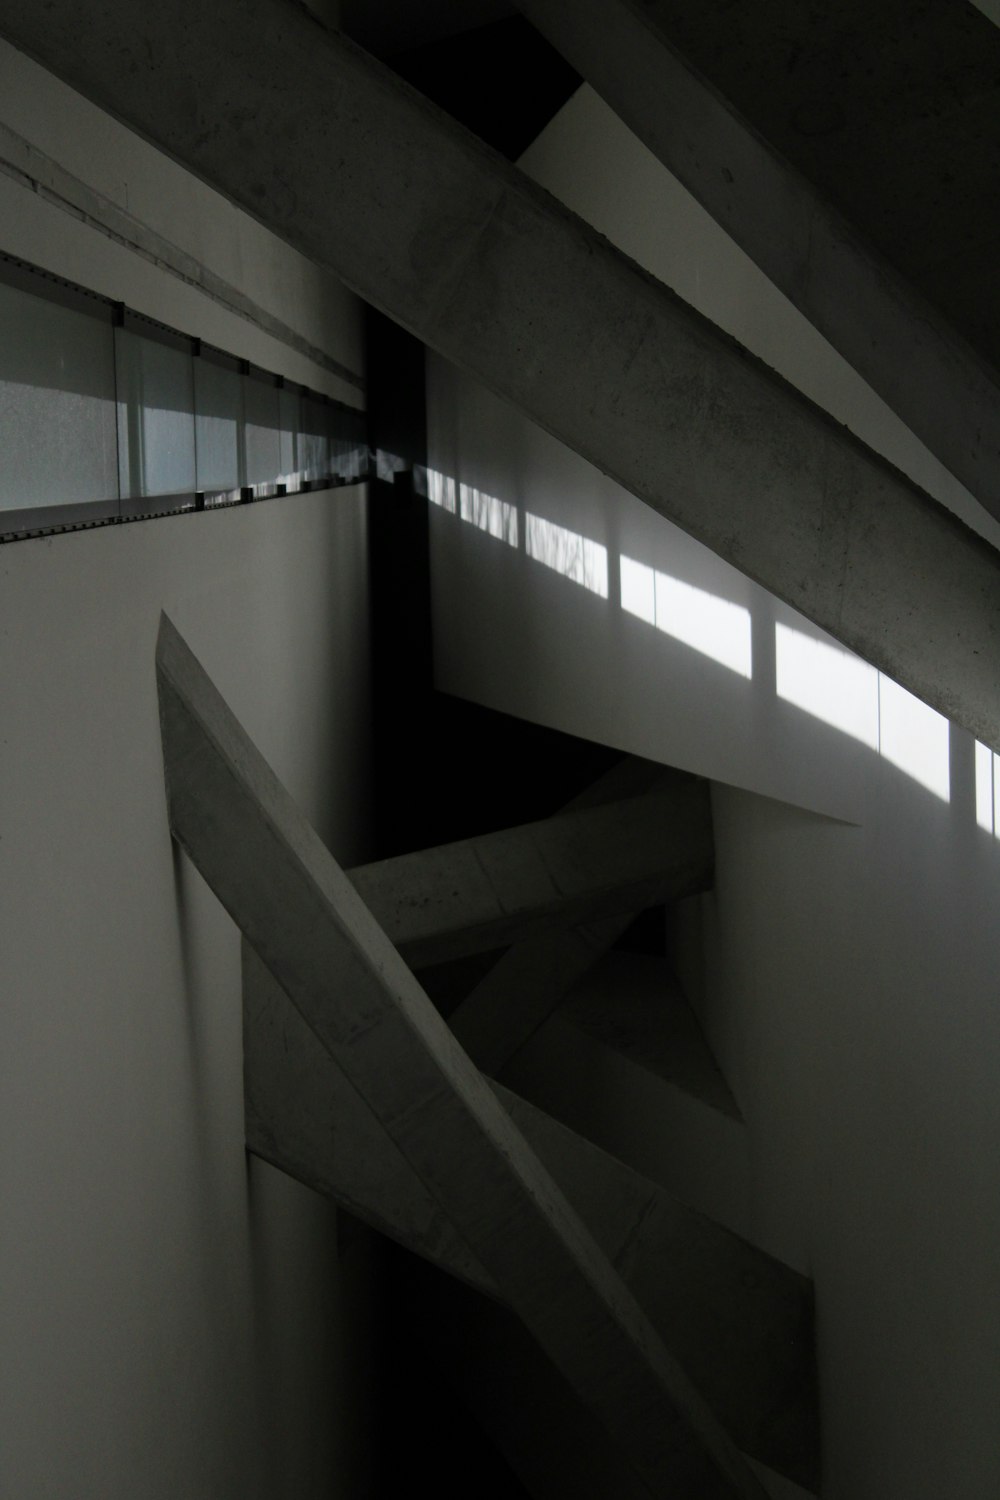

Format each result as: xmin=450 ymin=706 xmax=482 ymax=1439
xmin=244 ymin=943 xmax=817 ymax=1488
xmin=641 ymin=0 xmax=1000 ymax=376
xmin=519 ymin=0 xmax=1000 ymax=517
xmin=448 ymin=756 xmax=675 ymax=1074
xmin=556 ymin=950 xmax=741 ymax=1121
xmin=3 ymin=0 xmax=999 ymax=750
xmin=157 ymin=614 xmax=766 ymax=1499
xmin=347 ymin=778 xmax=713 ymax=968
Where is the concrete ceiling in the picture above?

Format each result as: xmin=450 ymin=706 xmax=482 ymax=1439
xmin=619 ymin=1 xmax=1000 ymax=373
xmin=347 ymin=1 xmax=1000 ymax=371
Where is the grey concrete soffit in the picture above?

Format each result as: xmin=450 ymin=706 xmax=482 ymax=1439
xmin=517 ymin=0 xmax=1000 ymax=523
xmin=3 ymin=0 xmax=999 ymax=750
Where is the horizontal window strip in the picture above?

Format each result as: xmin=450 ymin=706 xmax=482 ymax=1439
xmin=0 ymin=251 xmax=369 ymax=542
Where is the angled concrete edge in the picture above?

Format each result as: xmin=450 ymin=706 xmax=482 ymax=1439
xmin=346 ymin=775 xmax=713 ymax=968
xmin=555 ymin=949 xmax=742 ymax=1121
xmin=3 ymin=0 xmax=1000 ymax=749
xmin=243 ymin=941 xmax=818 ymax=1487
xmin=404 ymin=1255 xmax=817 ymax=1500
xmin=518 ymin=0 xmax=1000 ymax=519
xmin=447 ymin=756 xmax=687 ymax=1074
xmin=156 ymin=613 xmax=766 ymax=1499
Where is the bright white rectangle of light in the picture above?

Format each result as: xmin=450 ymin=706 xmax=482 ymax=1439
xmin=975 ymin=741 xmax=994 ymax=832
xmin=459 ymin=483 xmax=518 ymax=545
xmin=423 ymin=467 xmax=456 ymax=512
xmin=656 ymin=573 xmax=752 ymax=677
xmin=775 ymin=623 xmax=878 ymax=746
xmin=526 ymin=513 xmax=608 ymax=597
xmin=878 ymin=676 xmax=950 ymax=801
xmin=620 ymin=555 xmax=656 ymax=624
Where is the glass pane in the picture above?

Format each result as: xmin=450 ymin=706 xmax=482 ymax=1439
xmin=341 ymin=408 xmax=367 ymax=482
xmin=194 ymin=356 xmax=241 ymax=492
xmin=300 ymin=394 xmax=330 ymax=483
xmin=279 ymin=386 xmax=300 ymax=484
xmin=329 ymin=405 xmax=350 ymax=481
xmin=243 ymin=372 xmax=281 ymax=487
xmin=0 ymin=278 xmax=118 ymax=512
xmin=116 ymin=326 xmax=196 ymax=498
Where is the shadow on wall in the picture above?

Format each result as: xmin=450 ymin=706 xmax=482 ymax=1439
xmin=377 ymin=448 xmax=1000 ymax=835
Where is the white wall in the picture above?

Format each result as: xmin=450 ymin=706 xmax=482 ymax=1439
xmin=0 ymin=45 xmax=377 ymax=1500
xmin=426 ymin=87 xmax=1000 ymax=1498
xmin=700 ymin=780 xmax=1000 ymax=1500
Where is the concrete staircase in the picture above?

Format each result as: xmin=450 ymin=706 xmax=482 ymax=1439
xmin=157 ymin=615 xmax=819 ymax=1499
xmin=403 ymin=941 xmax=817 ymax=1498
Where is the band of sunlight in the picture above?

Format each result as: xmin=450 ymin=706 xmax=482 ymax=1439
xmin=421 ymin=478 xmax=954 ymax=807
xmin=775 ymin=623 xmax=879 ymax=748
xmin=776 ymin=622 xmax=950 ymax=800
xmin=416 ymin=465 xmax=457 ymax=513
xmin=878 ymin=675 xmax=950 ymax=801
xmin=621 ymin=554 xmax=752 ymax=677
xmin=526 ymin=513 xmax=609 ymax=597
xmin=460 ymin=482 xmax=518 ymax=546
xmin=975 ymin=741 xmax=1000 ymax=835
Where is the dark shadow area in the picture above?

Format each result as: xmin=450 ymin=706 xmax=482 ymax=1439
xmin=613 ymin=904 xmax=669 ymax=956
xmin=388 ymin=16 xmax=581 ymax=162
xmin=370 ymin=1244 xmax=533 ymax=1500
xmin=365 ymin=306 xmax=622 ymax=860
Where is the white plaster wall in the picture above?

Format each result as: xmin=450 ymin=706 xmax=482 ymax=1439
xmin=427 ymin=87 xmax=1000 ymax=1499
xmin=0 ymin=54 xmax=376 ymax=1500
xmin=699 ymin=780 xmax=1000 ymax=1500
xmin=0 ymin=497 xmax=375 ymax=1500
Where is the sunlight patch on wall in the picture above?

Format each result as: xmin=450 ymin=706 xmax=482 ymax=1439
xmin=460 ymin=482 xmax=518 ymax=546
xmin=620 ymin=555 xmax=751 ymax=676
xmin=975 ymin=740 xmax=1000 ymax=834
xmin=656 ymin=573 xmax=752 ymax=678
xmin=878 ymin=676 xmax=950 ymax=801
xmin=418 ymin=465 xmax=457 ymax=513
xmin=776 ymin=622 xmax=950 ymax=800
xmin=776 ymin=622 xmax=879 ymax=748
xmin=526 ymin=513 xmax=608 ymax=597
xmin=620 ymin=554 xmax=656 ymax=625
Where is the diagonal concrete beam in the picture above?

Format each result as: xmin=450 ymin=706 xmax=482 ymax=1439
xmin=345 ymin=777 xmax=713 ymax=970
xmin=447 ymin=756 xmax=678 ymax=1075
xmin=517 ymin=0 xmax=1000 ymax=521
xmin=403 ymin=1255 xmax=816 ymax=1500
xmin=449 ymin=914 xmax=631 ymax=1077
xmin=244 ymin=942 xmax=817 ymax=1488
xmin=156 ymin=614 xmax=765 ymax=1499
xmin=243 ymin=940 xmax=491 ymax=1295
xmin=7 ymin=1 xmax=1000 ymax=747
